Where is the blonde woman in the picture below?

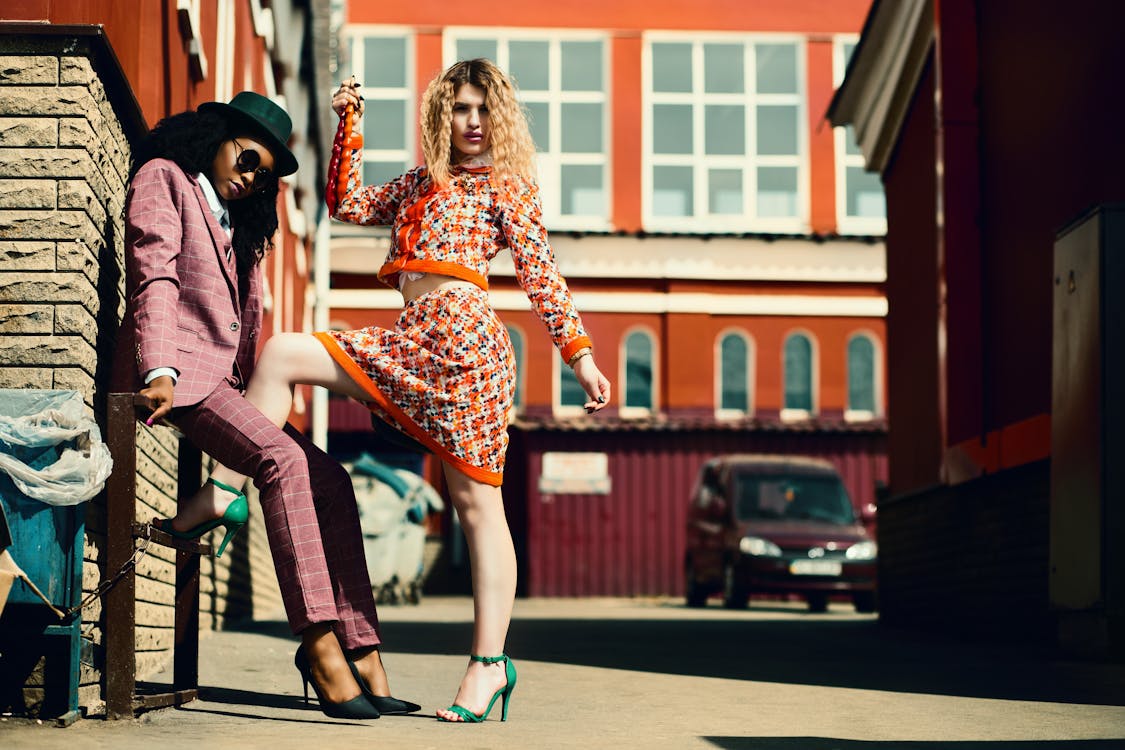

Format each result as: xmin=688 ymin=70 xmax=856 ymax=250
xmin=174 ymin=59 xmax=611 ymax=722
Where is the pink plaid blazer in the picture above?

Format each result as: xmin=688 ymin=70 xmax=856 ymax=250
xmin=112 ymin=158 xmax=262 ymax=408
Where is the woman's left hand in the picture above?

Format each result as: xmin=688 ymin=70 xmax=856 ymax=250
xmin=331 ymin=76 xmax=364 ymax=118
xmin=573 ymin=355 xmax=611 ymax=413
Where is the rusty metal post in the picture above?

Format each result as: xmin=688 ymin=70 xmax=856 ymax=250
xmin=103 ymin=393 xmax=137 ymax=719
xmin=174 ymin=441 xmax=202 ymax=691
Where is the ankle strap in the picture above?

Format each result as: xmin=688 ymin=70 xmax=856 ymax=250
xmin=469 ymin=654 xmax=507 ymax=664
xmin=207 ymin=477 xmax=244 ymax=497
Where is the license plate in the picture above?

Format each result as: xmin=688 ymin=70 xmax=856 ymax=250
xmin=789 ymin=559 xmax=842 ymax=576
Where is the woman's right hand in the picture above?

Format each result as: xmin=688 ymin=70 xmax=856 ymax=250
xmin=138 ymin=375 xmax=175 ymax=427
xmin=331 ymin=76 xmax=364 ymax=118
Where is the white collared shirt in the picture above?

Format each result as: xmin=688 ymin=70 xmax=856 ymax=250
xmin=195 ymin=172 xmax=231 ymax=237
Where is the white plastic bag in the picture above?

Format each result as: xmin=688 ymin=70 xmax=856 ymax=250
xmin=0 ymin=390 xmax=113 ymax=506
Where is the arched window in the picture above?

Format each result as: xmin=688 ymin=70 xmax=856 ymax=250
xmin=624 ymin=329 xmax=655 ymax=412
xmin=782 ymin=332 xmax=814 ymax=417
xmin=717 ymin=331 xmax=752 ymax=415
xmin=558 ymin=361 xmax=587 ymax=408
xmin=847 ymin=334 xmax=877 ymax=419
xmin=506 ymin=325 xmax=525 ymax=412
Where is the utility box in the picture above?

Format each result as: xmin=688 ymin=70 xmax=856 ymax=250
xmin=0 ymin=390 xmax=91 ymax=724
xmin=1050 ymin=204 xmax=1125 ymax=657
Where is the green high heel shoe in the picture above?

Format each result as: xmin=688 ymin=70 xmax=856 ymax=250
xmin=153 ymin=478 xmax=249 ymax=558
xmin=438 ymin=654 xmax=517 ymax=723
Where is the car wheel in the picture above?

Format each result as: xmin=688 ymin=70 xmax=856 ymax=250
xmin=722 ymin=563 xmax=750 ymax=610
xmin=806 ymin=593 xmax=829 ymax=613
xmin=853 ymin=591 xmax=877 ymax=613
xmin=684 ymin=561 xmax=708 ymax=608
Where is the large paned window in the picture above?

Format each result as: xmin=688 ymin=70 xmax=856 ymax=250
xmin=846 ymin=333 xmax=879 ymax=420
xmin=834 ymin=39 xmax=886 ymax=234
xmin=348 ymin=31 xmax=413 ymax=186
xmin=622 ymin=329 xmax=656 ymax=414
xmin=446 ymin=32 xmax=610 ymax=230
xmin=717 ymin=331 xmax=753 ymax=417
xmin=644 ymin=35 xmax=806 ymax=232
xmin=782 ymin=332 xmax=815 ymax=419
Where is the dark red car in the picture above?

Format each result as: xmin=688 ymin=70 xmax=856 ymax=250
xmin=684 ymin=454 xmax=877 ymax=613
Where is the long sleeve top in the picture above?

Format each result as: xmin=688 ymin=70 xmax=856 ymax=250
xmin=326 ymin=119 xmax=593 ymax=363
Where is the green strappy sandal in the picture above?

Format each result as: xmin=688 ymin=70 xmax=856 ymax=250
xmin=439 ymin=654 xmax=517 ymax=723
xmin=153 ymin=477 xmax=248 ymax=558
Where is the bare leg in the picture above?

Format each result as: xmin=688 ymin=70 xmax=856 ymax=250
xmin=435 ymin=464 xmax=517 ymax=721
xmin=167 ymin=332 xmax=371 ymax=529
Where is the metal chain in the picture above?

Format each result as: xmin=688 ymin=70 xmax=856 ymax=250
xmin=62 ymin=537 xmax=151 ymax=621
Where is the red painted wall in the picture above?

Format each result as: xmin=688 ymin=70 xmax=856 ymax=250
xmin=974 ymin=0 xmax=1125 ymax=433
xmin=351 ymin=0 xmax=871 ymax=33
xmin=508 ymin=425 xmax=886 ymax=597
xmin=882 ymin=56 xmax=942 ymax=496
xmin=2 ymin=0 xmax=273 ymax=126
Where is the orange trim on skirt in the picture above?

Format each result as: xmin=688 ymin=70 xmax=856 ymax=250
xmin=313 ymin=331 xmax=504 ymax=486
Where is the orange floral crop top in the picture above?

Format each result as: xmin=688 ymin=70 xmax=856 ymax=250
xmin=325 ymin=109 xmax=593 ymax=363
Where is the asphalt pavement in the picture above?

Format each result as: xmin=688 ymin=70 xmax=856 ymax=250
xmin=3 ymin=596 xmax=1125 ymax=749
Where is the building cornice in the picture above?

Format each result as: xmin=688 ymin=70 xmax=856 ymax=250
xmin=826 ymin=0 xmax=934 ymax=173
xmin=329 ymin=232 xmax=886 ymax=284
xmin=327 ymin=288 xmax=887 ymax=318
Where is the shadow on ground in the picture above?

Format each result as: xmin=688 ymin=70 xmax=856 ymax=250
xmin=702 ymin=740 xmax=1125 ymax=749
xmin=227 ymin=606 xmax=1125 ymax=708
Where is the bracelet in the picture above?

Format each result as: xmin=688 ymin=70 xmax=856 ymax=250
xmin=567 ymin=347 xmax=592 ymax=367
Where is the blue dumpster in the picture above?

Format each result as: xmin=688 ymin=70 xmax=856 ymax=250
xmin=0 ymin=390 xmax=110 ymax=725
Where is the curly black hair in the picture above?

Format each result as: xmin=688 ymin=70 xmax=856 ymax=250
xmin=130 ymin=110 xmax=279 ymax=276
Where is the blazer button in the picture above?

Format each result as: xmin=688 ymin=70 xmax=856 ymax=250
xmin=230 ymin=322 xmax=240 ymax=332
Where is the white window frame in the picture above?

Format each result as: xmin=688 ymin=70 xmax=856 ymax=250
xmin=844 ymin=329 xmax=884 ymax=421
xmin=444 ymin=28 xmax=612 ymax=232
xmin=780 ymin=329 xmax=819 ymax=421
xmin=642 ymin=32 xmax=809 ymax=234
xmin=619 ymin=326 xmax=659 ymax=419
xmin=715 ymin=328 xmax=755 ymax=419
xmin=833 ymin=36 xmax=887 ymax=236
xmin=345 ymin=26 xmax=416 ymax=185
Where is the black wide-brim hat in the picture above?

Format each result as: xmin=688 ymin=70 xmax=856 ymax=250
xmin=199 ymin=91 xmax=299 ymax=176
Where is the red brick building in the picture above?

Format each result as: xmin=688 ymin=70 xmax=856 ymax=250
xmin=325 ymin=0 xmax=887 ymax=597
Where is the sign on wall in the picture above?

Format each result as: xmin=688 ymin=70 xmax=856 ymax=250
xmin=539 ymin=452 xmax=611 ymax=495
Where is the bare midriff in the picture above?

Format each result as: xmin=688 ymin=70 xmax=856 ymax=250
xmin=401 ymin=273 xmax=478 ymax=303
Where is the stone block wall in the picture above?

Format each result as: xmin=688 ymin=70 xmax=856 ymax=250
xmin=0 ymin=31 xmax=281 ymax=718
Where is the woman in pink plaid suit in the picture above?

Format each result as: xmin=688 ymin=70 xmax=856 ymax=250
xmin=112 ymin=92 xmax=416 ymax=720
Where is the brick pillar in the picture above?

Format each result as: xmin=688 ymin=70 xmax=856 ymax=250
xmin=0 ymin=31 xmax=142 ymax=715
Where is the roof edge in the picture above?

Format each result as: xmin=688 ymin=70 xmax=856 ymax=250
xmin=826 ymin=0 xmax=935 ymax=174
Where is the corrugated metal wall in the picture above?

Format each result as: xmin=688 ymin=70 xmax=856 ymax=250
xmin=507 ymin=424 xmax=888 ymax=597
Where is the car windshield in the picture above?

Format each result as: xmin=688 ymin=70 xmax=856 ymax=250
xmin=732 ymin=473 xmax=855 ymax=524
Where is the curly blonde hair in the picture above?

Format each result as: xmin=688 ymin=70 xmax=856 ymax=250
xmin=420 ymin=58 xmax=537 ymax=189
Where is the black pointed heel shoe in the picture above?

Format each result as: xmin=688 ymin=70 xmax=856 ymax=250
xmin=294 ymin=646 xmax=381 ymax=720
xmin=344 ymin=656 xmax=422 ymax=715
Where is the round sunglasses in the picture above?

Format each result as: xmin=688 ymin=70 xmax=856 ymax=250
xmin=232 ymin=138 xmax=275 ymax=191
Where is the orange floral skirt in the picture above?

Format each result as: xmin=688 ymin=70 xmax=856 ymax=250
xmin=315 ymin=286 xmax=515 ymax=486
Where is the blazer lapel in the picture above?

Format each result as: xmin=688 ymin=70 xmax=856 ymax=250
xmin=187 ymin=175 xmax=239 ymax=296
